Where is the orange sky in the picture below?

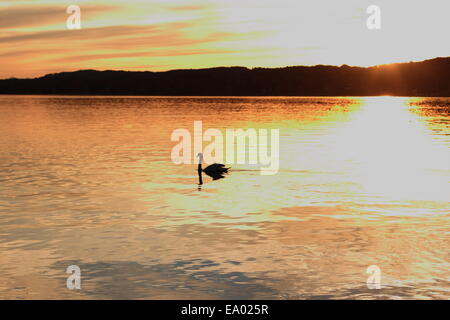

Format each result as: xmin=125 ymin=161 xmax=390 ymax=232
xmin=1 ymin=0 xmax=449 ymax=78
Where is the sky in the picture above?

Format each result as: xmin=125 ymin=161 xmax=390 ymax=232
xmin=0 ymin=0 xmax=449 ymax=78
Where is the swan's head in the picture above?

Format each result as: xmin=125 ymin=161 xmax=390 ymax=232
xmin=197 ymin=152 xmax=203 ymax=165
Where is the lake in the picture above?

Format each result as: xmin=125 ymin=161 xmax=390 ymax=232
xmin=0 ymin=95 xmax=449 ymax=299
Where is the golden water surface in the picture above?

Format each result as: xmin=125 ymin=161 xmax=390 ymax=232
xmin=0 ymin=96 xmax=449 ymax=299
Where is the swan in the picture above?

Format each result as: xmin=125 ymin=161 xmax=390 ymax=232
xmin=197 ymin=153 xmax=229 ymax=179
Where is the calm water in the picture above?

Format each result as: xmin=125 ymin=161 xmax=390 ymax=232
xmin=0 ymin=95 xmax=449 ymax=299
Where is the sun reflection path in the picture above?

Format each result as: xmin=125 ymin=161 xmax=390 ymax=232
xmin=329 ymin=97 xmax=449 ymax=211
xmin=162 ymin=97 xmax=449 ymax=229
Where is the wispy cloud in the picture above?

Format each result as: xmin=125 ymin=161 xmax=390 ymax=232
xmin=0 ymin=5 xmax=118 ymax=29
xmin=51 ymin=49 xmax=233 ymax=63
xmin=168 ymin=5 xmax=209 ymax=12
xmin=0 ymin=25 xmax=158 ymax=43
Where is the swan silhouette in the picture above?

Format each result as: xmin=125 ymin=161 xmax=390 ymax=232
xmin=197 ymin=152 xmax=230 ymax=182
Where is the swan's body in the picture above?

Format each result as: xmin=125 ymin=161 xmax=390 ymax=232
xmin=197 ymin=153 xmax=229 ymax=181
xmin=203 ymin=163 xmax=229 ymax=175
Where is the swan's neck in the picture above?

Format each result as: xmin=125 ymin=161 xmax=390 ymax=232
xmin=197 ymin=156 xmax=202 ymax=171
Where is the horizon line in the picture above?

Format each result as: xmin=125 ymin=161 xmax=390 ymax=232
xmin=3 ymin=56 xmax=449 ymax=82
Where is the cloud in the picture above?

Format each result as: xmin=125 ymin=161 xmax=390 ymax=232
xmin=0 ymin=5 xmax=118 ymax=29
xmin=0 ymin=19 xmax=238 ymax=51
xmin=169 ymin=5 xmax=208 ymax=11
xmin=50 ymin=49 xmax=233 ymax=63
xmin=0 ymin=25 xmax=157 ymax=43
xmin=0 ymin=48 xmax=66 ymax=58
xmin=96 ymin=30 xmax=236 ymax=50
